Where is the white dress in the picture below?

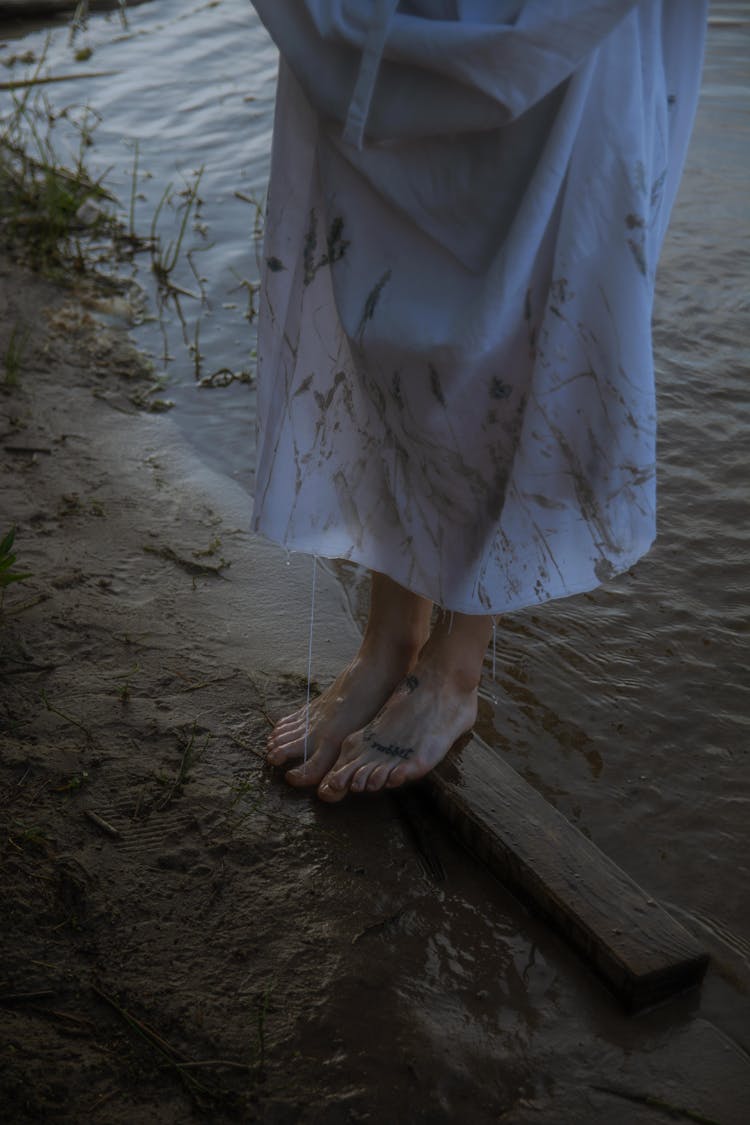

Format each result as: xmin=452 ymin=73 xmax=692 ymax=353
xmin=249 ymin=0 xmax=707 ymax=613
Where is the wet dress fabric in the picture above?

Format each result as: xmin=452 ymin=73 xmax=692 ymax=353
xmin=249 ymin=0 xmax=708 ymax=613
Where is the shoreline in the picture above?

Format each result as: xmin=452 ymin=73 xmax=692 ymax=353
xmin=0 ymin=256 xmax=388 ymax=1121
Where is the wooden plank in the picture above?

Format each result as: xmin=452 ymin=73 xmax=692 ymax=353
xmin=426 ymin=736 xmax=709 ymax=1012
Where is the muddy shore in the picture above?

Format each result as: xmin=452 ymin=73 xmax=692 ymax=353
xmin=2 ymin=257 xmax=750 ymax=1124
xmin=0 ymin=259 xmax=545 ymax=1122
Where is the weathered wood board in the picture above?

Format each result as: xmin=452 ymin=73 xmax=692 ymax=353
xmin=426 ymin=736 xmax=709 ymax=1012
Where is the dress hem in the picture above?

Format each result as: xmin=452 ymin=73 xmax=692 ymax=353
xmin=249 ymin=524 xmax=655 ymax=617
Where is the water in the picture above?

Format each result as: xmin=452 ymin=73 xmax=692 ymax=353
xmin=2 ymin=0 xmax=749 ymax=1100
xmin=3 ymin=0 xmax=277 ymax=488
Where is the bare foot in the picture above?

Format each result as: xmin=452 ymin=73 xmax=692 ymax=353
xmin=316 ymin=660 xmax=479 ymax=802
xmin=266 ymin=572 xmax=433 ymax=789
xmin=266 ymin=648 xmax=418 ymax=788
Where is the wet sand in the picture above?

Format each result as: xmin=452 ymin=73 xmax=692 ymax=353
xmin=2 ymin=259 xmax=750 ymax=1123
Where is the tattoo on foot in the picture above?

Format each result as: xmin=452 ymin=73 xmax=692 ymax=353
xmin=366 ymin=733 xmax=413 ymax=760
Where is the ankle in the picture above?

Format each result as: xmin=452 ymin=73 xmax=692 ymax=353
xmin=363 ymin=573 xmax=432 ymax=657
xmin=417 ymin=615 xmax=493 ymax=695
xmin=419 ymin=652 xmax=483 ymax=696
xmin=359 ymin=629 xmax=423 ymax=670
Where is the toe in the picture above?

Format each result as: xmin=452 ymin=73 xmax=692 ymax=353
xmin=269 ymin=708 xmax=304 ymax=738
xmin=366 ymin=762 xmax=394 ymax=792
xmin=286 ymin=744 xmax=335 ymax=787
xmin=267 ymin=733 xmax=309 ymax=766
xmin=316 ymin=739 xmax=365 ymax=802
xmin=270 ymin=717 xmax=308 ymax=746
xmin=319 ymin=738 xmax=366 ymax=790
xmin=384 ymin=761 xmax=421 ymax=788
xmin=349 ymin=761 xmax=378 ymax=793
xmin=267 ymin=743 xmax=289 ymax=766
xmin=317 ymin=776 xmax=349 ymax=803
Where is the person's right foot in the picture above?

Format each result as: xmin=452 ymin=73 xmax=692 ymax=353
xmin=266 ymin=643 xmax=420 ymax=788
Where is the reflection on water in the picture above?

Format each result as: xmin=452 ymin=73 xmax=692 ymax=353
xmin=1 ymin=0 xmax=749 ymax=1107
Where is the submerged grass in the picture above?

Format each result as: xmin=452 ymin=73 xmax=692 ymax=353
xmin=71 ymin=1 xmax=129 ymax=38
xmin=0 ymin=40 xmax=199 ymax=293
xmin=149 ymin=166 xmax=204 ymax=294
xmin=0 ymin=40 xmax=120 ymax=276
xmin=1 ymin=19 xmax=257 ymax=396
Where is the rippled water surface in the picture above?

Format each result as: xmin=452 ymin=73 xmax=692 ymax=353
xmin=4 ymin=0 xmax=277 ymax=485
xmin=2 ymin=0 xmax=749 ymax=1107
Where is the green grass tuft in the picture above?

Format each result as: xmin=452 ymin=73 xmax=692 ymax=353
xmin=3 ymin=322 xmax=30 ymax=386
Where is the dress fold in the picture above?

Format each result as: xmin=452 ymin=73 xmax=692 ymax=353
xmin=250 ymin=0 xmax=708 ymax=613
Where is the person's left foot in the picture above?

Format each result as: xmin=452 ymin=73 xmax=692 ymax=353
xmin=316 ymin=658 xmax=478 ymax=802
